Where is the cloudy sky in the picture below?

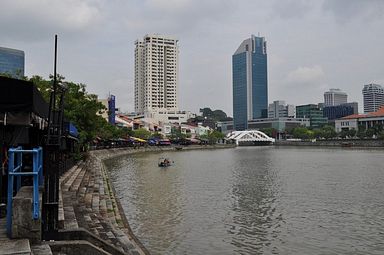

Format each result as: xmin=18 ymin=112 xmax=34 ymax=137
xmin=1 ymin=0 xmax=384 ymax=115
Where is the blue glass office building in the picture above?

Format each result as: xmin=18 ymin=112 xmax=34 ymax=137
xmin=232 ymin=35 xmax=268 ymax=130
xmin=0 ymin=47 xmax=25 ymax=78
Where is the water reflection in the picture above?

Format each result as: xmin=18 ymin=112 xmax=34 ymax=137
xmin=106 ymin=152 xmax=184 ymax=254
xmin=227 ymin=147 xmax=282 ymax=254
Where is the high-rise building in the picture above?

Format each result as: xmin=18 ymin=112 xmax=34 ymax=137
xmin=232 ymin=35 xmax=268 ymax=131
xmin=324 ymin=89 xmax=347 ymax=106
xmin=362 ymin=83 xmax=384 ymax=113
xmin=268 ymin=100 xmax=295 ymax=118
xmin=0 ymin=46 xmax=25 ymax=78
xmin=134 ymin=34 xmax=179 ymax=114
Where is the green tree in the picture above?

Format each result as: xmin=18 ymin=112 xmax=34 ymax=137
xmin=366 ymin=128 xmax=375 ymax=138
xmin=207 ymin=130 xmax=225 ymax=144
xmin=373 ymin=124 xmax=383 ymax=136
xmin=321 ymin=125 xmax=337 ymax=139
xmin=357 ymin=125 xmax=366 ymax=139
xmin=347 ymin=129 xmax=356 ymax=138
xmin=292 ymin=127 xmax=314 ymax=140
xmin=133 ymin=128 xmax=151 ymax=140
xmin=378 ymin=130 xmax=384 ymax=140
xmin=260 ymin=128 xmax=276 ymax=138
xmin=151 ymin=131 xmax=164 ymax=139
xmin=167 ymin=127 xmax=187 ymax=140
xmin=29 ymin=75 xmax=117 ymax=146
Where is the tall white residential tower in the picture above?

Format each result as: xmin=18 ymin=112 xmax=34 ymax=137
xmin=362 ymin=83 xmax=384 ymax=113
xmin=324 ymin=89 xmax=348 ymax=106
xmin=134 ymin=34 xmax=179 ymax=114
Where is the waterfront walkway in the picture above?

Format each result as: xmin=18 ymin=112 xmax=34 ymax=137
xmin=59 ymin=151 xmax=148 ymax=255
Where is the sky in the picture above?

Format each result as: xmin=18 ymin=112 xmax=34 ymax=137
xmin=1 ymin=0 xmax=384 ymax=116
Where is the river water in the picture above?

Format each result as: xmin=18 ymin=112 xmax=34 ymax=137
xmin=105 ymin=147 xmax=384 ymax=255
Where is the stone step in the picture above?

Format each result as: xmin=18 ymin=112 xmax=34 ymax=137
xmin=69 ymin=166 xmax=87 ymax=193
xmin=77 ymin=169 xmax=91 ymax=199
xmin=59 ymin=163 xmax=81 ymax=186
xmin=78 ymin=162 xmax=91 ymax=191
xmin=31 ymin=243 xmax=52 ymax=255
xmin=63 ymin=205 xmax=78 ymax=230
xmin=0 ymin=217 xmax=7 ymax=239
xmin=62 ymin=164 xmax=84 ymax=192
xmin=0 ymin=238 xmax=31 ymax=255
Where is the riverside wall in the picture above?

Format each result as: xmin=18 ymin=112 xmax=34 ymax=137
xmin=274 ymin=139 xmax=384 ymax=148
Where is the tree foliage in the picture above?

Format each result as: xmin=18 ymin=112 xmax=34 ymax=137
xmin=133 ymin=128 xmax=151 ymax=140
xmin=28 ymin=75 xmax=121 ymax=145
xmin=260 ymin=128 xmax=277 ymax=138
xmin=199 ymin=107 xmax=232 ymax=121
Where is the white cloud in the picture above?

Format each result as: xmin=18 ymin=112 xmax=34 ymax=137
xmin=287 ymin=65 xmax=325 ymax=84
xmin=0 ymin=0 xmax=102 ymax=41
xmin=322 ymin=0 xmax=384 ymax=23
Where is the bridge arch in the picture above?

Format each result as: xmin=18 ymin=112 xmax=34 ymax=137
xmin=227 ymin=130 xmax=274 ymax=145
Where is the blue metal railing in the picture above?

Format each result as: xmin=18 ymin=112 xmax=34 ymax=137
xmin=6 ymin=146 xmax=43 ymax=237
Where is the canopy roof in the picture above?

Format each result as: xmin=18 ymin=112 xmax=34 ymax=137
xmin=0 ymin=76 xmax=49 ymax=119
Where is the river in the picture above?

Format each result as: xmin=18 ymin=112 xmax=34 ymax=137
xmin=105 ymin=146 xmax=384 ymax=255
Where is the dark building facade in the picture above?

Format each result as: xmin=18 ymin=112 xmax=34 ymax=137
xmin=108 ymin=95 xmax=116 ymax=125
xmin=0 ymin=47 xmax=25 ymax=78
xmin=232 ymin=35 xmax=268 ymax=130
xmin=323 ymin=102 xmax=358 ymax=120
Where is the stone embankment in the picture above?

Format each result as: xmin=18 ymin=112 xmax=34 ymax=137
xmin=59 ymin=153 xmax=147 ymax=254
xmin=59 ymin=144 xmax=234 ymax=255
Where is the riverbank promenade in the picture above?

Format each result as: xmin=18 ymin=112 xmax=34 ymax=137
xmin=59 ymin=150 xmax=148 ymax=255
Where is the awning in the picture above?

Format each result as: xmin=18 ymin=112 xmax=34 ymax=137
xmin=0 ymin=76 xmax=49 ymax=119
xmin=131 ymin=137 xmax=147 ymax=142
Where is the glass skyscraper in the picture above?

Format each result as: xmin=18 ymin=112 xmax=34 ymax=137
xmin=232 ymin=35 xmax=268 ymax=131
xmin=0 ymin=47 xmax=25 ymax=78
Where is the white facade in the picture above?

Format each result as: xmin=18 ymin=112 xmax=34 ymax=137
xmin=268 ymin=100 xmax=296 ymax=118
xmin=335 ymin=118 xmax=358 ymax=132
xmin=324 ymin=89 xmax=348 ymax=107
xmin=134 ymin=34 xmax=179 ymax=113
xmin=363 ymin=83 xmax=384 ymax=113
xmin=143 ymin=110 xmax=196 ymax=125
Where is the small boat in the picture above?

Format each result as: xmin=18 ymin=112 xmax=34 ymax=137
xmin=158 ymin=157 xmax=172 ymax=167
xmin=341 ymin=142 xmax=353 ymax=147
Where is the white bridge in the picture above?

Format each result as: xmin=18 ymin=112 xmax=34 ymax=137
xmin=227 ymin=130 xmax=275 ymax=145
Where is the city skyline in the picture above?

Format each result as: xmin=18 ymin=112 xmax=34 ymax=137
xmin=1 ymin=0 xmax=384 ymax=115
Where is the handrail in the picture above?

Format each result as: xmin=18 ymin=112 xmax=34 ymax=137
xmin=6 ymin=146 xmax=43 ymax=237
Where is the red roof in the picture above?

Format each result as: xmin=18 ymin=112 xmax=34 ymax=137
xmin=368 ymin=106 xmax=384 ymax=117
xmin=342 ymin=114 xmax=365 ymax=119
xmin=342 ymin=106 xmax=384 ymax=119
